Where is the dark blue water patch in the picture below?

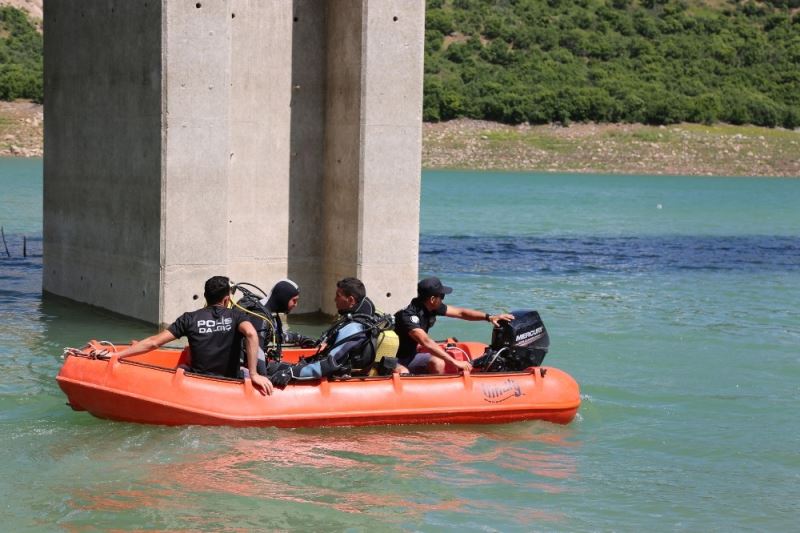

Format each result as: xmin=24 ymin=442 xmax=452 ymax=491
xmin=0 ymin=234 xmax=42 ymax=303
xmin=420 ymin=235 xmax=800 ymax=276
xmin=3 ymin=233 xmax=799 ymax=284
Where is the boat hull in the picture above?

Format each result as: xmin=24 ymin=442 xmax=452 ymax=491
xmin=56 ymin=342 xmax=580 ymax=428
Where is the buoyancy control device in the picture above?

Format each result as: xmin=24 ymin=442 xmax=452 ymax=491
xmin=232 ymin=282 xmax=281 ymax=360
xmin=471 ymin=310 xmax=550 ymax=372
xmin=306 ymin=307 xmax=395 ymax=375
xmin=267 ymin=297 xmax=398 ymax=387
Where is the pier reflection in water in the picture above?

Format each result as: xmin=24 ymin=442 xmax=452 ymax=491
xmin=53 ymin=424 xmax=578 ymax=530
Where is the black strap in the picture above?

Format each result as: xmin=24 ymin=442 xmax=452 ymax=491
xmin=273 ymin=313 xmax=284 ymax=358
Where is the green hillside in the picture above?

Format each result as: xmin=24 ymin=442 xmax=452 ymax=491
xmin=2 ymin=2 xmax=799 ymax=129
xmin=0 ymin=6 xmax=41 ymax=102
xmin=424 ymin=0 xmax=800 ymax=128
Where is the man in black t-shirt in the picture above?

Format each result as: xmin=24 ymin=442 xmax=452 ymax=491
xmin=114 ymin=276 xmax=273 ymax=395
xmin=394 ymin=277 xmax=514 ymax=375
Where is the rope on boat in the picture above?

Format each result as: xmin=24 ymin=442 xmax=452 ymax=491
xmin=61 ymin=341 xmax=116 ymax=360
xmin=97 ymin=340 xmax=117 ymax=353
xmin=446 ymin=346 xmax=472 ymax=362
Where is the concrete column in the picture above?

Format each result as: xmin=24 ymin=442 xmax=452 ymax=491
xmin=321 ymin=0 xmax=424 ymax=315
xmin=160 ymin=1 xmax=234 ymax=322
xmin=43 ymin=0 xmax=423 ymax=325
xmin=43 ymin=1 xmax=163 ymax=321
xmin=285 ymin=0 xmax=328 ymax=309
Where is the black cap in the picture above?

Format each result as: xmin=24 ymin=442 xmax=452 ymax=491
xmin=417 ymin=277 xmax=453 ymax=297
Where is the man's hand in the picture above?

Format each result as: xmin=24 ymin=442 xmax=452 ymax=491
xmin=298 ymin=336 xmax=318 ymax=349
xmin=451 ymin=359 xmax=472 ymax=372
xmin=270 ymin=367 xmax=293 ymax=388
xmin=285 ymin=332 xmax=318 ymax=348
xmin=250 ymin=373 xmax=274 ymax=396
xmin=489 ymin=313 xmax=515 ymax=327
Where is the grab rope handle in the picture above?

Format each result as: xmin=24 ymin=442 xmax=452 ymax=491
xmin=91 ymin=340 xmax=116 ymax=360
xmin=98 ymin=340 xmax=117 ymax=352
xmin=446 ymin=346 xmax=472 ymax=362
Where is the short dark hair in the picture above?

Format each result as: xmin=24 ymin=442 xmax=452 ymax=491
xmin=336 ymin=277 xmax=366 ymax=302
xmin=204 ymin=276 xmax=231 ymax=305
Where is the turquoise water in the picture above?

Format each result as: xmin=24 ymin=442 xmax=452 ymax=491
xmin=2 ymin=160 xmax=799 ymax=531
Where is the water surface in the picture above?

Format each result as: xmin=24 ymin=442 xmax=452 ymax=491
xmin=1 ymin=162 xmax=799 ymax=531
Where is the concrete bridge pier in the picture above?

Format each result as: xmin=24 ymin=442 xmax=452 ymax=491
xmin=43 ymin=0 xmax=424 ymax=324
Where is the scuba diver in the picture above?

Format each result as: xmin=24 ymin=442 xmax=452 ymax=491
xmin=233 ymin=278 xmax=316 ymax=376
xmin=269 ymin=277 xmax=398 ymax=387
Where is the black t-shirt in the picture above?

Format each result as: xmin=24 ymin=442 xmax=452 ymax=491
xmin=167 ymin=306 xmax=248 ymax=378
xmin=394 ymin=298 xmax=448 ymax=365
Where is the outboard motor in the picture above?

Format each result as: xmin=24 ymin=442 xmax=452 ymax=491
xmin=472 ymin=310 xmax=549 ymax=372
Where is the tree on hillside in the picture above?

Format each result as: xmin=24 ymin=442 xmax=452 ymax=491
xmin=0 ymin=7 xmax=43 ymax=103
xmin=423 ymin=0 xmax=800 ymax=128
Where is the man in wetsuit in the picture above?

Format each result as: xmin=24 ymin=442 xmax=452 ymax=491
xmin=235 ymin=278 xmax=316 ymax=375
xmin=296 ymin=277 xmax=380 ymax=378
xmin=270 ymin=277 xmax=395 ymax=384
xmin=394 ymin=277 xmax=515 ymax=375
xmin=114 ymin=276 xmax=273 ymax=395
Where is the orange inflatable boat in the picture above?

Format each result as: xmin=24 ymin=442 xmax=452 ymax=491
xmin=56 ymin=339 xmax=580 ymax=428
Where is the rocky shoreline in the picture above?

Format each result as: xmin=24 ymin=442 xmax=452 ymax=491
xmin=2 ymin=101 xmax=798 ymax=177
xmin=0 ymin=101 xmax=42 ymax=158
xmin=422 ymin=119 xmax=800 ymax=178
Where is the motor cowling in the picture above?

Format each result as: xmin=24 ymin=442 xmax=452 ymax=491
xmin=472 ymin=310 xmax=549 ymax=372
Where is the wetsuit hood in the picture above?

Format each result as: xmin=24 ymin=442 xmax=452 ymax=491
xmin=338 ymin=296 xmax=376 ymax=316
xmin=264 ymin=279 xmax=300 ymax=313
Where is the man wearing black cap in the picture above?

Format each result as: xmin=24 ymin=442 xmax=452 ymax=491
xmin=394 ymin=277 xmax=515 ymax=374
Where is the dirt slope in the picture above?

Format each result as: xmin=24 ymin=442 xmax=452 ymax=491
xmin=0 ymin=0 xmax=42 ymax=20
xmin=0 ymin=100 xmax=42 ymax=157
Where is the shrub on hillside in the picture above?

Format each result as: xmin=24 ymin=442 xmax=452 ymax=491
xmin=424 ymin=0 xmax=800 ymax=128
xmin=0 ymin=7 xmax=42 ymax=103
